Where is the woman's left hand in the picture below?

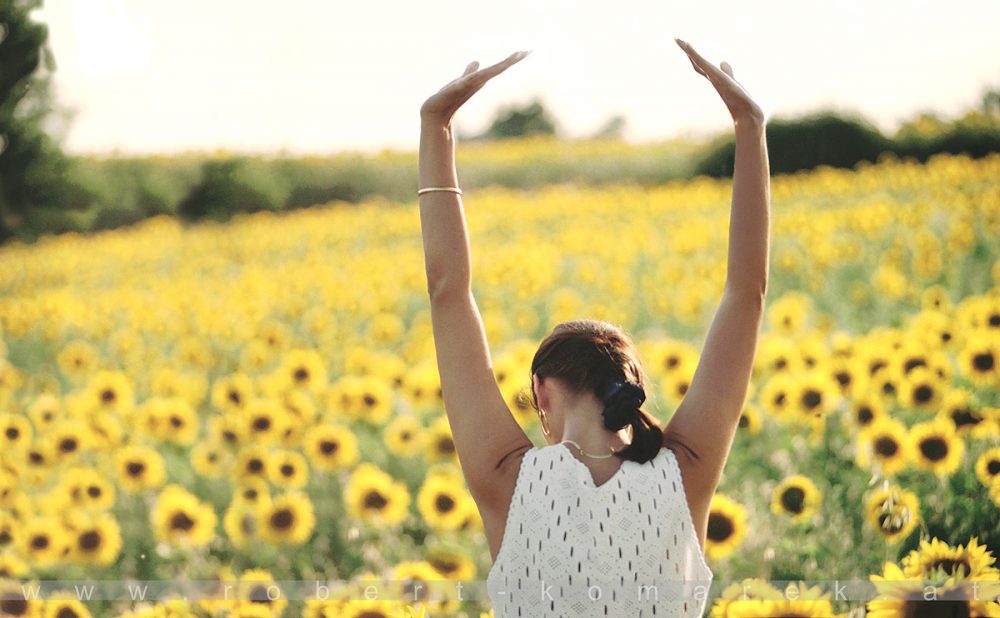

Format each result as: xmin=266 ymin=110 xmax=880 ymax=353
xmin=420 ymin=50 xmax=531 ymax=127
xmin=675 ymin=38 xmax=765 ymax=127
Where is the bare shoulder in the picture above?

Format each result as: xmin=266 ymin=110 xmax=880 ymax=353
xmin=478 ymin=442 xmax=535 ymax=562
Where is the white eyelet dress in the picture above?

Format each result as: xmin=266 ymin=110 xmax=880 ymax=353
xmin=486 ymin=443 xmax=713 ymax=617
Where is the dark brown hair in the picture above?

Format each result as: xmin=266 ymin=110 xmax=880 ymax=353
xmin=529 ymin=319 xmax=665 ymax=464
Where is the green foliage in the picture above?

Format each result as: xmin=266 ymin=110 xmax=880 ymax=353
xmin=470 ymin=98 xmax=559 ymax=140
xmin=0 ymin=0 xmax=91 ymax=243
xmin=177 ymin=156 xmax=291 ymax=223
xmin=694 ymin=112 xmax=893 ymax=177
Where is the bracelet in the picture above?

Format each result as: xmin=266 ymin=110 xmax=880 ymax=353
xmin=418 ymin=187 xmax=463 ymax=196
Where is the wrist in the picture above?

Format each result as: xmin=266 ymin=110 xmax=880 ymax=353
xmin=421 ymin=116 xmax=454 ymax=133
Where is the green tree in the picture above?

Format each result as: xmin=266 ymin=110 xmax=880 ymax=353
xmin=474 ymin=98 xmax=558 ymax=140
xmin=0 ymin=0 xmax=87 ymax=244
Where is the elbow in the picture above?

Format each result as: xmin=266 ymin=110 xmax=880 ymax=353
xmin=725 ymin=279 xmax=768 ymax=305
xmin=426 ymin=275 xmax=470 ymax=302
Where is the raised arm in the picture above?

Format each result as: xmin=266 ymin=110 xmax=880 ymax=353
xmin=417 ymin=52 xmax=536 ymax=557
xmin=662 ymin=39 xmax=771 ymax=551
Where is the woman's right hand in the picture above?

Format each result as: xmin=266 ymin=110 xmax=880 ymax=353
xmin=420 ymin=50 xmax=531 ymax=127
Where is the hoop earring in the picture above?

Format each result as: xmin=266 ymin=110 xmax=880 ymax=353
xmin=539 ymin=409 xmax=552 ymax=437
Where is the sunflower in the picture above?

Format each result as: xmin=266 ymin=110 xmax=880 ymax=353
xmin=990 ymin=478 xmax=1000 ymax=509
xmin=788 ymin=368 xmax=841 ymax=425
xmin=173 ymin=335 xmax=215 ymax=370
xmin=56 ymin=339 xmax=100 ymax=382
xmin=896 ymin=365 xmax=945 ymax=411
xmin=83 ymin=369 xmax=136 ymax=416
xmin=956 ymin=333 xmax=1000 ymax=387
xmin=116 ymin=444 xmax=166 ymax=492
xmin=40 ymin=598 xmax=92 ymax=617
xmin=934 ymin=387 xmax=993 ymax=439
xmin=59 ymin=466 xmax=116 ymax=510
xmin=856 ymin=417 xmax=913 ymax=477
xmin=416 ymin=475 xmax=471 ymax=532
xmin=233 ymin=567 xmax=288 ymax=617
xmin=0 ymin=413 xmax=32 ymax=451
xmin=207 ymin=414 xmax=247 ymax=449
xmin=240 ymin=338 xmax=275 ymax=374
xmin=258 ymin=491 xmax=315 ymax=545
xmin=241 ymin=398 xmax=289 ymax=445
xmin=0 ymin=552 xmax=29 ymax=578
xmin=425 ymin=547 xmax=477 ymax=581
xmin=758 ymin=372 xmax=798 ymax=421
xmin=345 ymin=463 xmax=411 ymax=525
xmin=864 ymin=483 xmax=921 ymax=543
xmin=191 ymin=443 xmax=228 ymax=478
xmin=49 ymin=420 xmax=91 ymax=462
xmin=756 ymin=336 xmax=805 ymax=375
xmin=423 ymin=416 xmax=458 ymax=463
xmin=766 ymin=291 xmax=811 ymax=335
xmin=0 ymin=579 xmax=42 ymax=618
xmin=843 ymin=393 xmax=885 ymax=434
xmin=383 ymin=415 xmax=425 ymax=458
xmin=279 ymin=348 xmax=328 ymax=395
xmin=152 ymin=397 xmax=200 ymax=446
xmin=707 ymin=577 xmax=785 ymax=616
xmin=503 ymin=382 xmax=536 ymax=429
xmin=266 ymin=450 xmax=309 ymax=489
xmin=704 ymin=493 xmax=748 ymax=561
xmin=975 ymin=448 xmax=1000 ymax=488
xmin=736 ymin=403 xmax=762 ymax=434
xmin=223 ymin=499 xmax=260 ymax=549
xmin=867 ymin=550 xmax=1000 ymax=617
xmin=390 ymin=560 xmax=461 ymax=615
xmin=826 ymin=355 xmax=863 ymax=398
xmin=234 ymin=445 xmax=272 ymax=481
xmin=400 ymin=366 xmax=441 ymax=410
xmin=303 ymin=423 xmax=359 ymax=471
xmin=716 ymin=581 xmax=844 ymax=617
xmin=868 ymin=364 xmax=904 ymax=406
xmin=211 ymin=372 xmax=256 ymax=415
xmin=353 ymin=375 xmax=394 ymax=426
xmin=340 ymin=599 xmax=410 ymax=618
xmin=63 ymin=509 xmax=122 ymax=567
xmin=27 ymin=393 xmax=63 ymax=430
xmin=17 ymin=515 xmax=69 ymax=568
xmin=900 ymin=536 xmax=999 ymax=580
xmin=151 ymin=484 xmax=218 ymax=547
xmin=279 ymin=388 xmax=318 ymax=431
xmin=770 ymin=475 xmax=823 ymax=523
xmin=909 ymin=418 xmax=964 ymax=476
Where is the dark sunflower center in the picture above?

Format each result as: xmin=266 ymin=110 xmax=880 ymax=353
xmin=706 ymin=513 xmax=734 ymax=542
xmin=435 ymin=494 xmax=456 ymax=513
xmin=0 ymin=599 xmax=28 ymax=616
xmin=780 ymin=487 xmax=806 ymax=514
xmin=801 ymin=390 xmax=822 ymax=409
xmin=31 ymin=535 xmax=50 ymax=550
xmin=5 ymin=427 xmax=18 ymax=439
xmin=252 ymin=417 xmax=271 ymax=431
xmin=738 ymin=415 xmax=749 ymax=428
xmin=364 ymin=491 xmax=388 ymax=510
xmin=127 ymin=462 xmax=145 ymax=476
xmin=228 ymin=390 xmax=242 ymax=404
xmin=170 ymin=512 xmax=196 ymax=531
xmin=87 ymin=486 xmax=101 ymax=498
xmin=913 ymin=385 xmax=933 ymax=403
xmin=973 ymin=352 xmax=995 ymax=371
xmin=320 ymin=440 xmax=338 ymax=455
xmin=248 ymin=459 xmax=264 ymax=473
xmin=874 ymin=437 xmax=899 ymax=457
xmin=951 ymin=408 xmax=980 ymax=428
xmin=919 ymin=437 xmax=948 ymax=462
xmin=988 ymin=460 xmax=1000 ymax=475
xmin=59 ymin=438 xmax=78 ymax=453
xmin=280 ymin=464 xmax=295 ymax=477
xmin=363 ymin=395 xmax=377 ymax=407
xmin=437 ymin=437 xmax=455 ymax=454
xmin=79 ymin=530 xmax=101 ymax=551
xmin=270 ymin=508 xmax=294 ymax=530
xmin=101 ymin=389 xmax=116 ymax=403
xmin=857 ymin=406 xmax=874 ymax=423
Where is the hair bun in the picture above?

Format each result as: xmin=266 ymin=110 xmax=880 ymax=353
xmin=602 ymin=380 xmax=646 ymax=431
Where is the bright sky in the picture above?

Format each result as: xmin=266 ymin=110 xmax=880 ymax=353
xmin=33 ymin=0 xmax=1000 ymax=156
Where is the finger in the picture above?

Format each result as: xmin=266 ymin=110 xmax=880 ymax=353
xmin=463 ymin=61 xmax=480 ymax=77
xmin=472 ymin=50 xmax=531 ymax=82
xmin=720 ymin=61 xmax=734 ymax=79
xmin=676 ymin=39 xmax=727 ymax=83
xmin=687 ymin=55 xmax=708 ymax=78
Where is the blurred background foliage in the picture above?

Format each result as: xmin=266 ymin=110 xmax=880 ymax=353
xmin=1 ymin=0 xmax=999 ymax=245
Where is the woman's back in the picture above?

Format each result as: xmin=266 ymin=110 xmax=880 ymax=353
xmin=486 ymin=443 xmax=714 ymax=617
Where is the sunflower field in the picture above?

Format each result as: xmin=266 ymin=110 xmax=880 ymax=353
xmin=1 ymin=145 xmax=999 ymax=617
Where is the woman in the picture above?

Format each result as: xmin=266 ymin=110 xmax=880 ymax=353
xmin=418 ymin=39 xmax=770 ymax=617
